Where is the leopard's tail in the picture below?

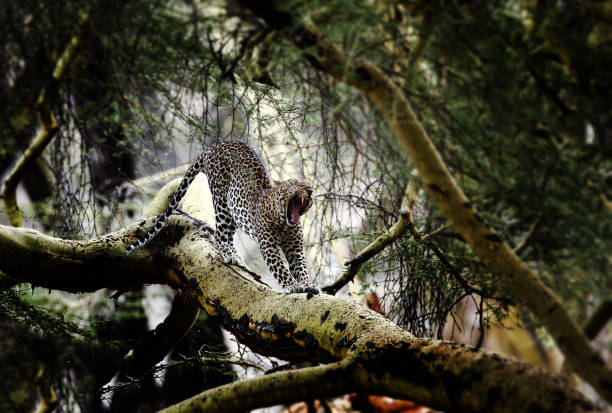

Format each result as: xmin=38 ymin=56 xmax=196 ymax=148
xmin=125 ymin=149 xmax=210 ymax=255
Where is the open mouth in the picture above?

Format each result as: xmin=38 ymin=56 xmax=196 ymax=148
xmin=286 ymin=195 xmax=312 ymax=226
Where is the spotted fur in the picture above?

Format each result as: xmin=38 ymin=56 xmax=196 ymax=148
xmin=125 ymin=140 xmax=318 ymax=294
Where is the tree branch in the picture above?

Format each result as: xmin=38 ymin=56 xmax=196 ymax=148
xmin=513 ymin=215 xmax=542 ymax=256
xmin=0 ymin=220 xmax=165 ymax=292
xmin=158 ymin=223 xmax=596 ymax=411
xmin=1 ymin=9 xmax=90 ymax=227
xmin=0 ymin=213 xmax=599 ymax=412
xmin=562 ymin=298 xmax=612 ymax=381
xmin=322 ymin=208 xmax=411 ymax=295
xmin=236 ymin=1 xmax=612 ymax=401
xmin=119 ymin=291 xmax=201 ymax=378
xmin=323 ymin=181 xmax=416 ymax=295
xmin=35 ymin=366 xmax=58 ymax=413
xmin=159 ymin=359 xmax=354 ymax=413
xmin=582 ymin=299 xmax=612 ymax=341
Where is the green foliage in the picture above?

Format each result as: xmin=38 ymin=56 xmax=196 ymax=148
xmin=273 ymin=0 xmax=612 ymax=331
xmin=4 ymin=0 xmax=602 ymax=331
xmin=1 ymin=0 xmax=610 ymax=407
xmin=0 ymin=288 xmax=102 ymax=412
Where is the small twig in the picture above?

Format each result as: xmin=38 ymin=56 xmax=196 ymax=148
xmin=476 ymin=296 xmax=485 ymax=348
xmin=320 ymin=192 xmax=396 ymax=219
xmin=421 ymin=232 xmax=484 ymax=297
xmin=420 ymin=224 xmax=448 ymax=241
xmin=100 ymin=351 xmax=260 ymax=396
xmin=206 ymin=31 xmax=226 ymax=75
xmin=408 ymin=12 xmax=433 ymax=70
xmin=335 ymin=114 xmax=376 ymax=164
xmin=322 ymin=208 xmax=411 ymax=295
xmin=265 ymin=362 xmax=296 ymax=375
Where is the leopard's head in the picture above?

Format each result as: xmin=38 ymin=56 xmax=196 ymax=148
xmin=273 ymin=179 xmax=313 ymax=227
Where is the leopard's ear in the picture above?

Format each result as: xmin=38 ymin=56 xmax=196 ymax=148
xmin=273 ymin=180 xmax=282 ymax=186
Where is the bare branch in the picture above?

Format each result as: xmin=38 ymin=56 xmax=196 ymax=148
xmin=513 ymin=215 xmax=542 ymax=256
xmin=1 ymin=9 xmax=90 ymax=227
xmin=119 ymin=291 xmax=201 ymax=379
xmin=323 ymin=182 xmax=416 ymax=295
xmin=583 ymin=299 xmax=612 ymax=340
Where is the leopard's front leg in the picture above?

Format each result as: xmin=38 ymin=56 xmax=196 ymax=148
xmin=259 ymin=241 xmax=310 ymax=294
xmin=280 ymin=227 xmax=319 ymax=295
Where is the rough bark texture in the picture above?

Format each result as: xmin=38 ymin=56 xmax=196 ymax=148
xmin=0 ymin=221 xmax=163 ymax=293
xmin=236 ymin=1 xmax=612 ymax=402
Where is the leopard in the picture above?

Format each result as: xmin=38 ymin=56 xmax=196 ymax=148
xmin=125 ymin=140 xmax=319 ymax=294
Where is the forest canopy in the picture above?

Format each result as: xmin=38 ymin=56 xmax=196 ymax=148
xmin=0 ymin=0 xmax=610 ymax=412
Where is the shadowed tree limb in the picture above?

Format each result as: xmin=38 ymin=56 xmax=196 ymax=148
xmin=1 ymin=9 xmax=90 ymax=227
xmin=562 ymin=299 xmax=612 ymax=382
xmin=235 ymin=1 xmax=612 ymax=401
xmin=582 ymin=299 xmax=612 ymax=341
xmin=118 ymin=291 xmax=201 ymax=379
xmin=35 ymin=366 xmax=58 ymax=413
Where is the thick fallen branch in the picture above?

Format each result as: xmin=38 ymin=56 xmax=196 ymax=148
xmin=236 ymin=1 xmax=612 ymax=401
xmin=0 ymin=221 xmax=163 ymax=293
xmin=0 ymin=216 xmax=599 ymax=412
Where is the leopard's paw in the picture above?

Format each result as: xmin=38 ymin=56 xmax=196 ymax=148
xmin=222 ymin=254 xmax=244 ymax=266
xmin=286 ymin=284 xmax=320 ymax=295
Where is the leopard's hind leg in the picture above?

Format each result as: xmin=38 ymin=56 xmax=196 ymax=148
xmin=211 ymin=189 xmax=242 ymax=265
